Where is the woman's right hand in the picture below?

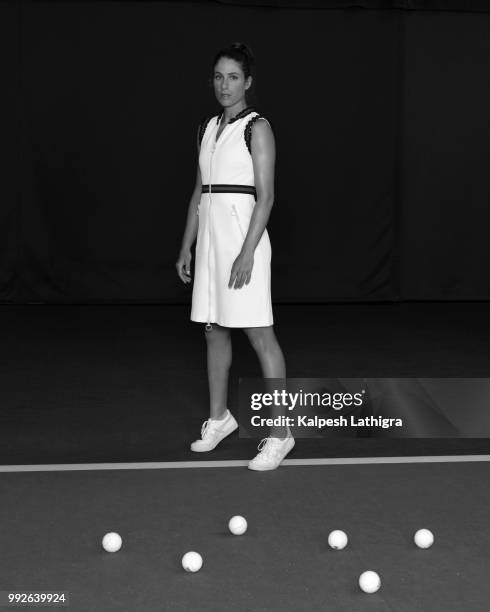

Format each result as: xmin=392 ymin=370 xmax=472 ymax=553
xmin=176 ymin=250 xmax=192 ymax=284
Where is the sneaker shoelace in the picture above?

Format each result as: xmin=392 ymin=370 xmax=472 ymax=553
xmin=200 ymin=419 xmax=213 ymax=440
xmin=256 ymin=437 xmax=282 ymax=459
xmin=200 ymin=417 xmax=224 ymax=440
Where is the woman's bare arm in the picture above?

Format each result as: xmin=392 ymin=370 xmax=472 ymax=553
xmin=228 ymin=118 xmax=275 ymax=289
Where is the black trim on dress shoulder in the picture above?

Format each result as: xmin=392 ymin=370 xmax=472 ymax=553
xmin=216 ymin=105 xmax=256 ymax=124
xmin=244 ymin=114 xmax=272 ymax=155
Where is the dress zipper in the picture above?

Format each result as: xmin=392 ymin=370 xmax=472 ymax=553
xmin=205 ymin=140 xmax=216 ymax=332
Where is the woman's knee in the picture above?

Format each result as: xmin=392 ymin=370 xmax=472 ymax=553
xmin=243 ymin=326 xmax=273 ymax=352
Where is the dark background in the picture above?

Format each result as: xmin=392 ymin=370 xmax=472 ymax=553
xmin=2 ymin=0 xmax=489 ymax=304
xmin=1 ymin=1 xmax=489 ymax=463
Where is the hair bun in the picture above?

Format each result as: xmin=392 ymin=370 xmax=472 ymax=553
xmin=231 ymin=42 xmax=254 ymax=61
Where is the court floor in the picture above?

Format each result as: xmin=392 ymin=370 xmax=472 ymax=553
xmin=1 ymin=455 xmax=489 ymax=611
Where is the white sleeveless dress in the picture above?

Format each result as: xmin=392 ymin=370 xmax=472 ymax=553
xmin=190 ymin=106 xmax=274 ymax=328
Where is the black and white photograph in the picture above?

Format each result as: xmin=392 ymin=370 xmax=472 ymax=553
xmin=1 ymin=0 xmax=490 ymax=609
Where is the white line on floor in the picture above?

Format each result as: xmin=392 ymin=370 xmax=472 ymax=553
xmin=0 ymin=455 xmax=489 ymax=472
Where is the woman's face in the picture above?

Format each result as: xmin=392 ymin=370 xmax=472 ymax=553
xmin=213 ymin=56 xmax=251 ymax=107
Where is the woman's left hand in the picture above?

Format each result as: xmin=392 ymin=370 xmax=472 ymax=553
xmin=229 ymin=249 xmax=254 ymax=289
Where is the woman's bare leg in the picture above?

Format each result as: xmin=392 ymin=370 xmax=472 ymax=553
xmin=243 ymin=326 xmax=288 ymax=437
xmin=205 ymin=324 xmax=232 ymax=420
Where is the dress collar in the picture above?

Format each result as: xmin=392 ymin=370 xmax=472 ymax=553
xmin=216 ymin=105 xmax=256 ymax=124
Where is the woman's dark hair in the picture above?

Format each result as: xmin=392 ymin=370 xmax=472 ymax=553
xmin=209 ymin=42 xmax=258 ymax=105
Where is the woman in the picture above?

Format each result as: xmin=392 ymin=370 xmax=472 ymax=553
xmin=176 ymin=42 xmax=294 ymax=470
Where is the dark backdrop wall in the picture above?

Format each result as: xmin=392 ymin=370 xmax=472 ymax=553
xmin=2 ymin=0 xmax=489 ymax=304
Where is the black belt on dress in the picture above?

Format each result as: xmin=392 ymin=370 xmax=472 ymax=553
xmin=201 ymin=184 xmax=257 ymax=200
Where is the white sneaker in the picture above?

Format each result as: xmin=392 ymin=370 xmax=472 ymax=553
xmin=247 ymin=435 xmax=295 ymax=471
xmin=190 ymin=409 xmax=238 ymax=452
